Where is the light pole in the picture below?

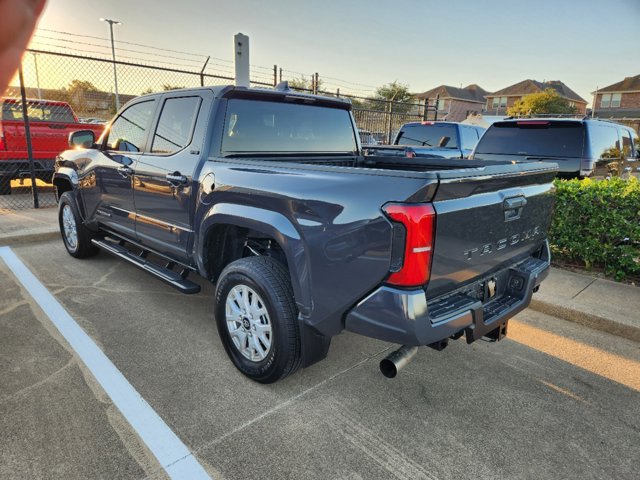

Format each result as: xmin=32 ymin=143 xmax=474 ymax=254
xmin=100 ymin=18 xmax=121 ymax=110
xmin=32 ymin=52 xmax=41 ymax=99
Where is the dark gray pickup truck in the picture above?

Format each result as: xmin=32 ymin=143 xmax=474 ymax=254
xmin=53 ymin=85 xmax=556 ymax=383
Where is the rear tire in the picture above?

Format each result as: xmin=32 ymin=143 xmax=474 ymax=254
xmin=58 ymin=191 xmax=99 ymax=258
xmin=0 ymin=176 xmax=11 ymax=196
xmin=214 ymin=256 xmax=301 ymax=383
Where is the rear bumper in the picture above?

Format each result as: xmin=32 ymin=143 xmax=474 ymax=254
xmin=345 ymin=246 xmax=550 ymax=346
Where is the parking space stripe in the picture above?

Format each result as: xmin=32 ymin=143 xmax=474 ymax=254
xmin=0 ymin=247 xmax=212 ymax=480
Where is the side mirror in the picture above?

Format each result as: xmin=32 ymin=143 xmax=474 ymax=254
xmin=113 ymin=138 xmax=139 ymax=152
xmin=69 ymin=130 xmax=95 ymax=149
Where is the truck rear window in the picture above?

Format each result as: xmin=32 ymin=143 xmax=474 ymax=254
xmin=475 ymin=122 xmax=585 ymax=158
xmin=2 ymin=101 xmax=76 ymax=123
xmin=221 ymin=99 xmax=357 ymax=155
xmin=395 ymin=124 xmax=459 ymax=149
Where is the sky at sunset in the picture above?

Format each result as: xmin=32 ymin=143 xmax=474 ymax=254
xmin=17 ymin=0 xmax=640 ymax=106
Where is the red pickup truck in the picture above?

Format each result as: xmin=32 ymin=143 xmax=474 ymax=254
xmin=0 ymin=98 xmax=105 ymax=195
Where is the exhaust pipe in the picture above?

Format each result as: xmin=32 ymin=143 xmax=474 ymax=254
xmin=379 ymin=345 xmax=418 ymax=378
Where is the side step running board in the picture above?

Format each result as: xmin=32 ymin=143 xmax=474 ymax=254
xmin=91 ymin=238 xmax=201 ymax=294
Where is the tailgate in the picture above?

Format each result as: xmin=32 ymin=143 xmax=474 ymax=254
xmin=426 ymin=163 xmax=557 ymax=299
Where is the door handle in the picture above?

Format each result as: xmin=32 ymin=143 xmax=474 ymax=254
xmin=503 ymin=196 xmax=527 ymax=222
xmin=117 ymin=166 xmax=133 ymax=177
xmin=166 ymin=172 xmax=188 ymax=186
xmin=504 ymin=196 xmax=527 ymax=210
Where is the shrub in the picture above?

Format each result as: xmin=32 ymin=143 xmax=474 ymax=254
xmin=549 ymin=177 xmax=640 ymax=280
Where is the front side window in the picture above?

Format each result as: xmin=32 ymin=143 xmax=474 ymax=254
xmin=106 ymin=100 xmax=156 ymax=152
xmin=221 ymin=98 xmax=357 ymax=155
xmin=151 ymin=96 xmax=201 ymax=154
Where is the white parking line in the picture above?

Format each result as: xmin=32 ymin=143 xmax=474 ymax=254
xmin=0 ymin=246 xmax=212 ymax=480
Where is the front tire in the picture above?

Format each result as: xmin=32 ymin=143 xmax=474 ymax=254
xmin=58 ymin=191 xmax=99 ymax=258
xmin=215 ymin=256 xmax=301 ymax=383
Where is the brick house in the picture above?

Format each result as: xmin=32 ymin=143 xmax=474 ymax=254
xmin=415 ymin=84 xmax=490 ymax=122
xmin=592 ymin=74 xmax=640 ymax=133
xmin=484 ymin=79 xmax=587 ymax=115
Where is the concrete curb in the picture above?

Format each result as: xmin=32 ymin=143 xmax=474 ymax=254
xmin=0 ymin=230 xmax=60 ymax=246
xmin=529 ymin=298 xmax=640 ymax=343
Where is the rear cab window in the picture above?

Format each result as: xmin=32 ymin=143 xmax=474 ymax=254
xmin=475 ymin=121 xmax=585 ymax=158
xmin=395 ymin=124 xmax=459 ymax=149
xmin=2 ymin=101 xmax=76 ymax=123
xmin=220 ymin=98 xmax=357 ymax=156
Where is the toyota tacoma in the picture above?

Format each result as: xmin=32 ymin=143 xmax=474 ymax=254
xmin=53 ymin=85 xmax=556 ymax=383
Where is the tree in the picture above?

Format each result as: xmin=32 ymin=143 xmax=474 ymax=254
xmin=161 ymin=84 xmax=185 ymax=91
xmin=365 ymin=81 xmax=415 ymax=113
xmin=141 ymin=87 xmax=155 ymax=95
xmin=507 ymin=88 xmax=577 ymax=116
xmin=65 ymin=80 xmax=99 ymax=114
xmin=287 ymin=75 xmax=323 ymax=92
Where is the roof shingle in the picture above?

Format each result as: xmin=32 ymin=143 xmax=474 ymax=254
xmin=415 ymin=84 xmax=491 ymax=104
xmin=598 ymin=74 xmax=640 ymax=93
xmin=488 ymin=79 xmax=586 ymax=103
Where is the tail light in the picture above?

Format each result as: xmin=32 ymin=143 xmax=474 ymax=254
xmin=0 ymin=123 xmax=5 ymax=150
xmin=383 ymin=203 xmax=436 ymax=287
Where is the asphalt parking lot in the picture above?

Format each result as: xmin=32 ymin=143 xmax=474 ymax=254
xmin=1 ymin=239 xmax=639 ymax=480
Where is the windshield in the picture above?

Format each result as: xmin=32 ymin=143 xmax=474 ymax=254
xmin=395 ymin=124 xmax=459 ymax=149
xmin=475 ymin=121 xmax=585 ymax=157
xmin=221 ymin=98 xmax=357 ymax=155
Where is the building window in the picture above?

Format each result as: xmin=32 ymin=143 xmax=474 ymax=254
xmin=611 ymin=93 xmax=621 ymax=108
xmin=437 ymin=98 xmax=446 ymax=111
xmin=601 ymin=93 xmax=611 ymax=108
xmin=491 ymin=97 xmax=507 ymax=109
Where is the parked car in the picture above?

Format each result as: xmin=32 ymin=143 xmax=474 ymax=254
xmin=53 ymin=85 xmax=556 ymax=383
xmin=364 ymin=121 xmax=485 ymax=159
xmin=0 ymin=98 xmax=105 ymax=195
xmin=462 ymin=113 xmax=510 ymax=129
xmin=358 ymin=129 xmax=379 ymax=145
xmin=471 ymin=118 xmax=640 ymax=179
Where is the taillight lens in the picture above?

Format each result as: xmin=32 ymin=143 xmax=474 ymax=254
xmin=383 ymin=203 xmax=436 ymax=287
xmin=0 ymin=123 xmax=4 ymax=150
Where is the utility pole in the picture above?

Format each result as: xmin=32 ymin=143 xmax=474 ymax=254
xmin=100 ymin=18 xmax=121 ymax=110
xmin=32 ymin=52 xmax=42 ymax=99
xmin=592 ymin=86 xmax=598 ymax=118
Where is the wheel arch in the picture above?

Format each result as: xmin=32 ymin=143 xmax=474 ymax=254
xmin=52 ymin=167 xmax=78 ymax=202
xmin=197 ymin=203 xmax=312 ymax=317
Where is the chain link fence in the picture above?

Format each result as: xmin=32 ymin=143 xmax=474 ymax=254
xmin=1 ymin=49 xmax=429 ymax=212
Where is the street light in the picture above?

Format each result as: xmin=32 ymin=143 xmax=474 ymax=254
xmin=100 ymin=18 xmax=121 ymax=110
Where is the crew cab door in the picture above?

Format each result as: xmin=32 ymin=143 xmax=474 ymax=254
xmin=132 ymin=93 xmax=208 ymax=262
xmin=82 ymin=99 xmax=157 ymax=238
